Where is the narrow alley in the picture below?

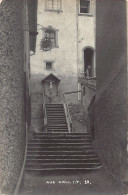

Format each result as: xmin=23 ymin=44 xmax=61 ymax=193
xmin=0 ymin=0 xmax=128 ymax=195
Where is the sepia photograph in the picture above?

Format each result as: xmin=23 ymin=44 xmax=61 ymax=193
xmin=0 ymin=0 xmax=128 ymax=194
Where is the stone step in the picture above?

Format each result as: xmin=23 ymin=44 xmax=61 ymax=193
xmin=47 ymin=128 xmax=68 ymax=130
xmin=47 ymin=113 xmax=66 ymax=118
xmin=47 ymin=116 xmax=66 ymax=118
xmin=47 ymin=119 xmax=66 ymax=121
xmin=47 ymin=130 xmax=68 ymax=133
xmin=46 ymin=107 xmax=64 ymax=110
xmin=46 ymin=104 xmax=63 ymax=107
xmin=27 ymin=150 xmax=95 ymax=155
xmin=46 ymin=110 xmax=65 ymax=113
xmin=25 ymin=166 xmax=101 ymax=172
xmin=26 ymin=154 xmax=97 ymax=159
xmin=47 ymin=125 xmax=68 ymax=128
xmin=33 ymin=132 xmax=89 ymax=134
xmin=47 ymin=129 xmax=68 ymax=131
xmin=47 ymin=118 xmax=66 ymax=120
xmin=26 ymin=158 xmax=100 ymax=164
xmin=26 ymin=127 xmax=101 ymax=171
xmin=33 ymin=136 xmax=90 ymax=139
xmin=47 ymin=117 xmax=66 ymax=119
xmin=28 ymin=143 xmax=91 ymax=147
xmin=33 ymin=133 xmax=90 ymax=138
xmin=26 ymin=162 xmax=101 ymax=169
xmin=47 ymin=123 xmax=67 ymax=125
xmin=28 ymin=139 xmax=91 ymax=143
xmin=47 ymin=122 xmax=67 ymax=124
xmin=27 ymin=146 xmax=93 ymax=152
xmin=48 ymin=112 xmax=65 ymax=116
xmin=47 ymin=126 xmax=68 ymax=128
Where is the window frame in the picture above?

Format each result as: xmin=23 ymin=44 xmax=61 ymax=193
xmin=44 ymin=28 xmax=56 ymax=48
xmin=79 ymin=0 xmax=92 ymax=15
xmin=43 ymin=26 xmax=59 ymax=49
xmin=45 ymin=0 xmax=62 ymax=12
xmin=44 ymin=60 xmax=55 ymax=71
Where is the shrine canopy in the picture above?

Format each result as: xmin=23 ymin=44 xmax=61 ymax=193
xmin=41 ymin=73 xmax=60 ymax=84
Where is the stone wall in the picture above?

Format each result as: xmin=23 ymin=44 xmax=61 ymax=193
xmin=0 ymin=0 xmax=26 ymax=193
xmin=30 ymin=103 xmax=44 ymax=133
xmin=68 ymin=102 xmax=87 ymax=133
xmin=89 ymin=66 xmax=127 ymax=182
xmin=96 ymin=0 xmax=127 ymax=90
xmin=87 ymin=0 xmax=127 ymax=183
xmin=30 ymin=75 xmax=44 ymax=133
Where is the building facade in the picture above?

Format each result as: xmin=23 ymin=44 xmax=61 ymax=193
xmin=30 ymin=0 xmax=96 ymax=105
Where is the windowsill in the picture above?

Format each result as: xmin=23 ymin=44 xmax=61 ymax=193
xmin=44 ymin=9 xmax=63 ymax=13
xmin=50 ymin=46 xmax=59 ymax=49
xmin=45 ymin=68 xmax=55 ymax=71
xmin=78 ymin=13 xmax=93 ymax=17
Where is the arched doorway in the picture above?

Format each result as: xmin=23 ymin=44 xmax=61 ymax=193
xmin=84 ymin=47 xmax=94 ymax=77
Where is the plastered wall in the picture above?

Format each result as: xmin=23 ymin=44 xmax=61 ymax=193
xmin=0 ymin=0 xmax=29 ymax=193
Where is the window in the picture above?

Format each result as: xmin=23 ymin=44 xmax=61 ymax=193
xmin=40 ymin=26 xmax=58 ymax=51
xmin=45 ymin=28 xmax=56 ymax=48
xmin=46 ymin=62 xmax=52 ymax=70
xmin=80 ymin=0 xmax=90 ymax=14
xmin=45 ymin=0 xmax=62 ymax=11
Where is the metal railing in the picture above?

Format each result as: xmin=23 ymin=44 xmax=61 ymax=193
xmin=79 ymin=72 xmax=96 ymax=80
xmin=63 ymin=94 xmax=72 ymax=132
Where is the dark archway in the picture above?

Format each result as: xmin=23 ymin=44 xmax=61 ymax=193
xmin=84 ymin=47 xmax=94 ymax=77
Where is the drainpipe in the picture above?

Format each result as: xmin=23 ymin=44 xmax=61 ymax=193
xmin=93 ymin=0 xmax=96 ymax=77
xmin=76 ymin=0 xmax=81 ymax=100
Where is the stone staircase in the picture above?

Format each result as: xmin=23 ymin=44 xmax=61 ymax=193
xmin=46 ymin=104 xmax=68 ymax=133
xmin=25 ymin=104 xmax=101 ymax=172
xmin=25 ymin=132 xmax=101 ymax=172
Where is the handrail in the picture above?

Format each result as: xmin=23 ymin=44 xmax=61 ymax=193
xmin=42 ymin=87 xmax=46 ymax=108
xmin=42 ymin=88 xmax=47 ymax=132
xmin=63 ymin=94 xmax=72 ymax=132
xmin=79 ymin=76 xmax=96 ymax=90
xmin=79 ymin=72 xmax=96 ymax=80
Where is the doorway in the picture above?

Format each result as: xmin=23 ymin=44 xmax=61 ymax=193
xmin=84 ymin=47 xmax=94 ymax=77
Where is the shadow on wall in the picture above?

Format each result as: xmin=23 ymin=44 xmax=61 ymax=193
xmin=88 ymin=65 xmax=127 ymax=184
